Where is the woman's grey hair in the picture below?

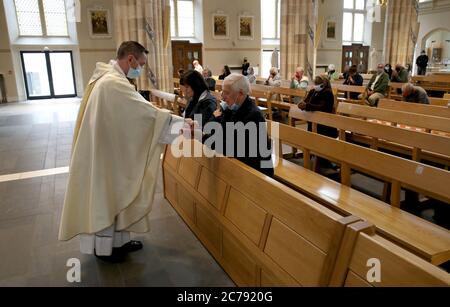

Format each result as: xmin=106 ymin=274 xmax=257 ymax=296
xmin=224 ymin=73 xmax=251 ymax=96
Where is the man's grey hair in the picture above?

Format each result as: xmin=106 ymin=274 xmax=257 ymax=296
xmin=203 ymin=67 xmax=212 ymax=78
xmin=402 ymin=82 xmax=415 ymax=93
xmin=224 ymin=73 xmax=251 ymax=96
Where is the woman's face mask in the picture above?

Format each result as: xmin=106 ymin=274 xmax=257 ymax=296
xmin=314 ymin=84 xmax=324 ymax=92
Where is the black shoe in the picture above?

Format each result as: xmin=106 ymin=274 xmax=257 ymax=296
xmin=95 ymin=248 xmax=126 ymax=263
xmin=120 ymin=240 xmax=143 ymax=253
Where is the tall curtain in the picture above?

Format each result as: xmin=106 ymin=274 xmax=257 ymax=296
xmin=280 ymin=0 xmax=317 ymax=80
xmin=383 ymin=0 xmax=420 ymax=67
xmin=113 ymin=0 xmax=173 ymax=92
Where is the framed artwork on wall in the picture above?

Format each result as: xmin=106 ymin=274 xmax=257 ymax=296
xmin=88 ymin=8 xmax=112 ymax=39
xmin=212 ymin=13 xmax=229 ymax=39
xmin=239 ymin=15 xmax=254 ymax=40
xmin=326 ymin=18 xmax=337 ymax=41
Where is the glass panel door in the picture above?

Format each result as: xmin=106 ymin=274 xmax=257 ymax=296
xmin=49 ymin=52 xmax=76 ymax=96
xmin=21 ymin=52 xmax=51 ymax=98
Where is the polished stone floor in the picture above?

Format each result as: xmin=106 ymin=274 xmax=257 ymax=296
xmin=0 ymin=99 xmax=235 ymax=287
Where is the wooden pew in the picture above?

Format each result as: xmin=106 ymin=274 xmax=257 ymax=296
xmin=387 ymin=82 xmax=405 ymax=100
xmin=330 ymin=221 xmax=450 ymax=287
xmin=267 ymin=121 xmax=450 ymax=265
xmin=150 ymin=89 xmax=180 ymax=115
xmin=412 ymin=75 xmax=450 ymax=93
xmin=444 ymin=93 xmax=450 ymax=100
xmin=378 ymin=99 xmax=450 ymax=119
xmin=337 ymin=102 xmax=450 ymax=134
xmin=288 ymin=106 xmax=450 ymax=167
xmin=333 ymin=84 xmax=366 ymax=104
xmin=430 ymin=97 xmax=450 ymax=107
xmin=162 ymin=142 xmax=362 ymax=286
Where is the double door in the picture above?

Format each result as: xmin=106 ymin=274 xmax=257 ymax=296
xmin=172 ymin=40 xmax=203 ymax=77
xmin=20 ymin=51 xmax=77 ymax=100
xmin=342 ymin=44 xmax=369 ymax=73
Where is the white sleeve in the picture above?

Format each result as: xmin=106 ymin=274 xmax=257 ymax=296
xmin=158 ymin=115 xmax=185 ymax=145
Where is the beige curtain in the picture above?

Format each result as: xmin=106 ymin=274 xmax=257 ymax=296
xmin=280 ymin=0 xmax=317 ymax=80
xmin=113 ymin=0 xmax=173 ymax=92
xmin=383 ymin=0 xmax=420 ymax=67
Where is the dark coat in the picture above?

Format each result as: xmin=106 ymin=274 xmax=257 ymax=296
xmin=343 ymin=73 xmax=364 ymax=99
xmin=303 ymin=88 xmax=338 ymax=138
xmin=207 ymin=96 xmax=274 ymax=177
xmin=184 ymin=91 xmax=217 ymax=127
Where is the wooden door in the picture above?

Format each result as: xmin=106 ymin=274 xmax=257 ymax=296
xmin=342 ymin=44 xmax=370 ymax=73
xmin=172 ymin=40 xmax=203 ymax=77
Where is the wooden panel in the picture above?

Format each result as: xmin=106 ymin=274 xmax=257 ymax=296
xmin=194 ymin=154 xmax=342 ymax=254
xmin=225 ymin=187 xmax=267 ymax=246
xmin=264 ymin=218 xmax=327 ymax=286
xmin=164 ymin=146 xmax=179 ymax=171
xmin=195 ymin=204 xmax=221 ymax=252
xmin=197 ymin=166 xmax=227 ymax=211
xmin=344 ymin=270 xmax=373 ymax=287
xmin=176 ymin=183 xmax=195 ymax=223
xmin=163 ymin=172 xmax=177 ymax=206
xmin=222 ymin=230 xmax=258 ymax=286
xmin=260 ymin=269 xmax=300 ymax=287
xmin=178 ymin=158 xmax=201 ymax=188
xmin=349 ymin=233 xmax=450 ymax=287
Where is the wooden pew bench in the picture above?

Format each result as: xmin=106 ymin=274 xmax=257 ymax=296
xmin=288 ymin=106 xmax=450 ymax=168
xmin=445 ymin=93 xmax=450 ymax=100
xmin=267 ymin=121 xmax=450 ymax=265
xmin=329 ymin=221 xmax=450 ymax=286
xmin=412 ymin=75 xmax=450 ymax=94
xmin=162 ymin=141 xmax=363 ymax=286
xmin=337 ymin=102 xmax=450 ymax=135
xmin=378 ymin=99 xmax=450 ymax=119
xmin=333 ymin=84 xmax=366 ymax=105
xmin=430 ymin=97 xmax=450 ymax=107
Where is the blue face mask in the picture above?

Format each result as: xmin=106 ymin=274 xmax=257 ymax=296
xmin=127 ymin=58 xmax=143 ymax=79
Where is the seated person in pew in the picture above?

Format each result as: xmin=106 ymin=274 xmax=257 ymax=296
xmin=290 ymin=66 xmax=309 ymax=90
xmin=359 ymin=63 xmax=390 ymax=107
xmin=402 ymin=83 xmax=430 ymax=104
xmin=391 ymin=64 xmax=410 ymax=83
xmin=343 ymin=65 xmax=364 ymax=99
xmin=208 ymin=74 xmax=274 ymax=177
xmin=265 ymin=67 xmax=282 ymax=87
xmin=202 ymin=68 xmax=216 ymax=92
xmin=218 ymin=65 xmax=232 ymax=80
xmin=247 ymin=66 xmax=257 ymax=85
xmin=298 ymin=75 xmax=338 ymax=139
xmin=327 ymin=64 xmax=340 ymax=81
xmin=181 ymin=70 xmax=217 ymax=127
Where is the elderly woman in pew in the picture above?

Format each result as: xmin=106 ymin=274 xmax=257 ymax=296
xmin=402 ymin=83 xmax=430 ymax=104
xmin=180 ymin=70 xmax=217 ymax=127
xmin=298 ymin=75 xmax=338 ymax=139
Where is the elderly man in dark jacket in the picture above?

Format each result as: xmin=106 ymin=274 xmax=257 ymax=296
xmin=208 ymin=74 xmax=274 ymax=177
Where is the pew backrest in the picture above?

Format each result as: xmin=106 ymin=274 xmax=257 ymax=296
xmin=378 ymin=99 xmax=450 ymax=119
xmin=337 ymin=102 xmax=450 ymax=133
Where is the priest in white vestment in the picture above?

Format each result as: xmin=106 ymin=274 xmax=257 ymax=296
xmin=58 ymin=41 xmax=183 ymax=261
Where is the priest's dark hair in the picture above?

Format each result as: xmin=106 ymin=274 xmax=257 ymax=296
xmin=117 ymin=41 xmax=149 ymax=60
